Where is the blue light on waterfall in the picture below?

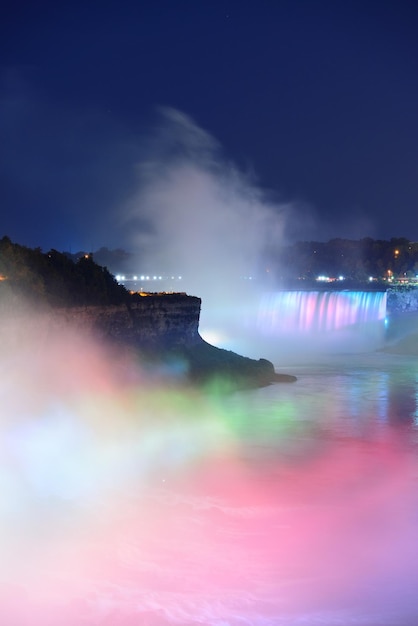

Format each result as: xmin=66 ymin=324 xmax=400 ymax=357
xmin=257 ymin=291 xmax=387 ymax=335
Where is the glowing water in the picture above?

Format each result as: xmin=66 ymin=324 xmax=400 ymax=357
xmin=2 ymin=308 xmax=418 ymax=625
xmin=202 ymin=290 xmax=388 ymax=361
xmin=258 ymin=290 xmax=387 ymax=334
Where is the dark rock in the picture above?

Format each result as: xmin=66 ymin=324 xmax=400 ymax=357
xmin=49 ymin=294 xmax=296 ymax=388
xmin=169 ymin=340 xmax=291 ymax=389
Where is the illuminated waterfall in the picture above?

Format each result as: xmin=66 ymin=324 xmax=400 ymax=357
xmin=256 ymin=291 xmax=388 ymax=357
xmin=200 ymin=290 xmax=388 ymax=361
xmin=258 ymin=291 xmax=387 ymax=333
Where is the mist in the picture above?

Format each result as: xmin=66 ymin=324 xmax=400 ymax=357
xmin=122 ymin=108 xmax=291 ymax=350
xmin=2 ymin=306 xmax=418 ymax=624
xmin=121 ymin=108 xmax=379 ymax=358
xmin=126 ymin=108 xmax=282 ymax=279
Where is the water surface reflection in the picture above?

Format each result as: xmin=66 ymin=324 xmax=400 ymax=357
xmin=2 ymin=331 xmax=418 ymax=624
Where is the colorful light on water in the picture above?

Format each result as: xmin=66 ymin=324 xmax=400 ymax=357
xmin=1 ymin=306 xmax=418 ymax=624
xmin=258 ymin=291 xmax=387 ymax=334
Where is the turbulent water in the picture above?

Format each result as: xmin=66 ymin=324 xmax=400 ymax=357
xmin=200 ymin=290 xmax=389 ymax=362
xmin=2 ymin=307 xmax=418 ymax=625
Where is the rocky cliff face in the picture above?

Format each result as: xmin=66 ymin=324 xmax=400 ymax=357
xmin=46 ymin=293 xmax=291 ymax=387
xmin=387 ymin=287 xmax=418 ymax=313
xmin=52 ymin=294 xmax=202 ymax=347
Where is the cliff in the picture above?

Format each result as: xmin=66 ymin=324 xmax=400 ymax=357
xmin=52 ymin=294 xmax=202 ymax=347
xmin=387 ymin=286 xmax=418 ymax=313
xmin=50 ymin=294 xmax=295 ymax=388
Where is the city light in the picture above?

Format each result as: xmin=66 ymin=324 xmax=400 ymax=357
xmin=115 ymin=274 xmax=184 ymax=286
xmin=316 ymin=275 xmax=345 ymax=283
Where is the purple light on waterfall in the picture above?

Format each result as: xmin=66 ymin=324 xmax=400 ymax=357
xmin=258 ymin=291 xmax=387 ymax=334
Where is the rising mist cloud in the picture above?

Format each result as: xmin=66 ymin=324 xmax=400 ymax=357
xmin=123 ymin=108 xmax=377 ymax=296
xmin=124 ymin=108 xmax=289 ymax=300
xmin=119 ymin=108 xmax=380 ymax=355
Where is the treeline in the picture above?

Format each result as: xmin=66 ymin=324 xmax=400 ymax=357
xmin=65 ymin=246 xmax=135 ymax=276
xmin=0 ymin=236 xmax=128 ymax=306
xmin=3 ymin=235 xmax=418 ymax=305
xmin=272 ymin=237 xmax=418 ymax=282
xmin=76 ymin=238 xmax=418 ymax=285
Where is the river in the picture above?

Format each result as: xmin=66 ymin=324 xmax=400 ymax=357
xmin=1 ymin=308 xmax=418 ymax=624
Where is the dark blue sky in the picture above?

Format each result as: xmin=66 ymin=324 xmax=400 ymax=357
xmin=1 ymin=0 xmax=418 ymax=251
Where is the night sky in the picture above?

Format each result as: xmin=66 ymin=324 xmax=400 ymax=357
xmin=1 ymin=0 xmax=418 ymax=253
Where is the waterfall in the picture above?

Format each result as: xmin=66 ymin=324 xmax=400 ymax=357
xmin=246 ymin=290 xmax=388 ymax=360
xmin=258 ymin=291 xmax=387 ymax=334
xmin=200 ymin=290 xmax=388 ymax=362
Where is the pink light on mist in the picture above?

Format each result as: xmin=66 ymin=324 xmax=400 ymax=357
xmin=3 ymin=430 xmax=418 ymax=623
xmin=1 ymin=310 xmax=418 ymax=625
